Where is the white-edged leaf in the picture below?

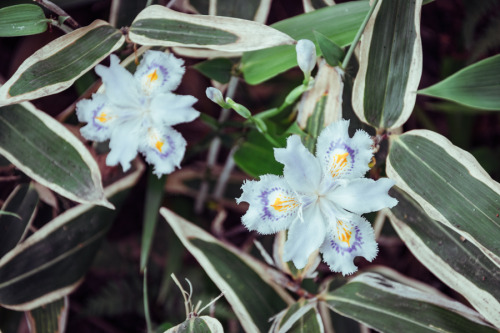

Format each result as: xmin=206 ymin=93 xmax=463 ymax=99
xmin=0 ymin=102 xmax=111 ymax=208
xmin=0 ymin=20 xmax=124 ymax=106
xmin=160 ymin=208 xmax=293 ymax=332
xmin=325 ymin=272 xmax=497 ymax=333
xmin=387 ymin=130 xmax=500 ymax=269
xmin=352 ymin=0 xmax=423 ymax=129
xmin=129 ymin=5 xmax=294 ymax=52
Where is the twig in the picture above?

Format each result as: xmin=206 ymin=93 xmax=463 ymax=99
xmin=213 ymin=144 xmax=238 ymax=199
xmin=194 ymin=76 xmax=239 ymax=213
xmin=143 ymin=269 xmax=153 ymax=333
xmin=48 ymin=18 xmax=73 ymax=34
xmin=341 ymin=0 xmax=379 ymax=69
xmin=34 ymin=0 xmax=81 ymax=29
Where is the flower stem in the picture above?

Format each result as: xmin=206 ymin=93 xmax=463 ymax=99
xmin=34 ymin=0 xmax=80 ymax=29
xmin=341 ymin=0 xmax=379 ymax=70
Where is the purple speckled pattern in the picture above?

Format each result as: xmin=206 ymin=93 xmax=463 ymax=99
xmin=329 ymin=225 xmax=362 ymax=254
xmin=91 ymin=104 xmax=107 ymax=130
xmin=325 ymin=140 xmax=356 ymax=176
xmin=259 ymin=187 xmax=297 ymax=222
xmin=146 ymin=64 xmax=169 ymax=87
xmin=155 ymin=133 xmax=175 ymax=158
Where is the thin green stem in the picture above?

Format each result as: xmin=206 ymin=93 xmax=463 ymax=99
xmin=341 ymin=0 xmax=379 ymax=69
xmin=143 ymin=269 xmax=153 ymax=333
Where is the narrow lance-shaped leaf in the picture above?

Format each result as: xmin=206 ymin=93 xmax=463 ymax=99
xmin=386 ymin=130 xmax=500 ymax=269
xmin=25 ymin=297 xmax=68 ymax=333
xmin=0 ymin=20 xmax=124 ymax=106
xmin=0 ymin=161 xmax=144 ymax=311
xmin=160 ymin=208 xmax=293 ymax=332
xmin=352 ymin=0 xmax=423 ymax=129
xmin=0 ymin=102 xmax=110 ymax=207
xmin=0 ymin=4 xmax=48 ymax=37
xmin=166 ymin=316 xmax=223 ymax=333
xmin=129 ymin=5 xmax=294 ymax=52
xmin=419 ymin=54 xmax=500 ymax=110
xmin=241 ymin=1 xmax=370 ymax=84
xmin=271 ymin=300 xmax=324 ymax=333
xmin=325 ymin=272 xmax=497 ymax=333
xmin=0 ymin=184 xmax=39 ymax=258
xmin=386 ymin=187 xmax=500 ymax=328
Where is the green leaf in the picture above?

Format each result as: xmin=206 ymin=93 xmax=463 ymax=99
xmin=273 ymin=300 xmax=323 ymax=333
xmin=160 ymin=208 xmax=293 ymax=332
xmin=189 ymin=0 xmax=269 ymax=22
xmin=140 ymin=170 xmax=166 ymax=271
xmin=419 ymin=54 xmax=500 ymax=110
xmin=241 ymin=1 xmax=370 ymax=85
xmin=0 ymin=103 xmax=110 ymax=207
xmin=0 ymin=20 xmax=124 ymax=105
xmin=325 ymin=272 xmax=497 ymax=333
xmin=233 ymin=130 xmax=284 ymax=177
xmin=192 ymin=58 xmax=233 ymax=84
xmin=387 ymin=187 xmax=500 ymax=327
xmin=387 ymin=130 xmax=500 ymax=270
xmin=129 ymin=6 xmax=294 ymax=52
xmin=0 ymin=184 xmax=39 ymax=258
xmin=0 ymin=162 xmax=144 ymax=311
xmin=313 ymin=31 xmax=344 ymax=67
xmin=25 ymin=297 xmax=68 ymax=333
xmin=165 ymin=316 xmax=223 ymax=333
xmin=352 ymin=0 xmax=423 ymax=129
xmin=0 ymin=4 xmax=48 ymax=37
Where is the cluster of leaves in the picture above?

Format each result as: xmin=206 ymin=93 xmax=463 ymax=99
xmin=0 ymin=0 xmax=499 ymax=332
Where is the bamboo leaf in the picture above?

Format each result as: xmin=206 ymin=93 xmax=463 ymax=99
xmin=0 ymin=20 xmax=124 ymax=106
xmin=325 ymin=272 xmax=497 ymax=333
xmin=165 ymin=316 xmax=223 ymax=333
xmin=0 ymin=102 xmax=110 ymax=207
xmin=0 ymin=4 xmax=48 ymax=37
xmin=160 ymin=208 xmax=293 ymax=332
xmin=313 ymin=31 xmax=344 ymax=67
xmin=241 ymin=1 xmax=370 ymax=85
xmin=419 ymin=54 xmax=500 ymax=110
xmin=386 ymin=130 xmax=500 ymax=269
xmin=129 ymin=5 xmax=294 ymax=52
xmin=25 ymin=297 xmax=68 ymax=333
xmin=0 ymin=184 xmax=39 ymax=258
xmin=271 ymin=300 xmax=323 ymax=333
xmin=352 ymin=0 xmax=423 ymax=129
xmin=387 ymin=187 xmax=500 ymax=327
xmin=0 ymin=162 xmax=144 ymax=311
xmin=192 ymin=58 xmax=234 ymax=84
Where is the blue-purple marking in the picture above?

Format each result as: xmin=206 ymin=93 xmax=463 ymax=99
xmin=145 ymin=64 xmax=169 ymax=89
xmin=258 ymin=187 xmax=297 ymax=222
xmin=329 ymin=225 xmax=363 ymax=254
xmin=325 ymin=140 xmax=356 ymax=176
xmin=154 ymin=133 xmax=175 ymax=158
xmin=91 ymin=103 xmax=107 ymax=130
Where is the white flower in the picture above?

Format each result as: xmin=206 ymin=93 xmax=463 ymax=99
xmin=76 ymin=50 xmax=199 ymax=177
xmin=237 ymin=119 xmax=397 ymax=275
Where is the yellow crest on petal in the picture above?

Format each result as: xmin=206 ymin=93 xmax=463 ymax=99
xmin=336 ymin=220 xmax=352 ymax=247
xmin=271 ymin=195 xmax=299 ymax=212
xmin=330 ymin=152 xmax=349 ymax=178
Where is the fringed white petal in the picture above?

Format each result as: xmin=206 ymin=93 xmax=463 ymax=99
xmin=139 ymin=127 xmax=186 ymax=177
xmin=95 ymin=54 xmax=142 ymax=109
xmin=274 ymin=135 xmax=322 ymax=194
xmin=106 ymin=121 xmax=141 ymax=172
xmin=76 ymin=94 xmax=115 ymax=141
xmin=237 ymin=175 xmax=300 ymax=234
xmin=283 ymin=204 xmax=325 ymax=269
xmin=327 ymin=178 xmax=398 ymax=214
xmin=320 ymin=215 xmax=378 ymax=276
xmin=150 ymin=93 xmax=199 ymax=127
xmin=135 ymin=50 xmax=185 ymax=95
xmin=316 ymin=119 xmax=373 ymax=181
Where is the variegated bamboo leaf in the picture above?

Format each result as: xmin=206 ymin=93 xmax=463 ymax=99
xmin=165 ymin=316 xmax=223 ymax=333
xmin=352 ymin=0 xmax=423 ymax=129
xmin=0 ymin=184 xmax=39 ymax=258
xmin=0 ymin=162 xmax=144 ymax=311
xmin=387 ymin=187 xmax=500 ymax=327
xmin=25 ymin=297 xmax=68 ymax=333
xmin=0 ymin=20 xmax=124 ymax=106
xmin=0 ymin=102 xmax=110 ymax=207
xmin=160 ymin=208 xmax=293 ymax=332
xmin=325 ymin=272 xmax=497 ymax=333
xmin=387 ymin=130 xmax=500 ymax=269
xmin=271 ymin=299 xmax=324 ymax=333
xmin=129 ymin=5 xmax=294 ymax=52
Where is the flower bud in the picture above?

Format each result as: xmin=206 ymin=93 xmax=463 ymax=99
xmin=296 ymin=39 xmax=317 ymax=77
xmin=205 ymin=87 xmax=225 ymax=106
